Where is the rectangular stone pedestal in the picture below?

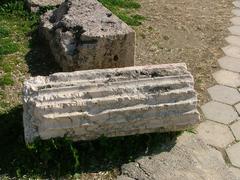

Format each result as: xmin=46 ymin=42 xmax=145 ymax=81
xmin=40 ymin=0 xmax=135 ymax=71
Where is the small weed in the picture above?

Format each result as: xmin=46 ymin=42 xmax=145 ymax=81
xmin=0 ymin=73 xmax=14 ymax=86
xmin=0 ymin=27 xmax=9 ymax=38
xmin=0 ymin=61 xmax=13 ymax=73
xmin=186 ymin=128 xmax=197 ymax=134
xmin=99 ymin=0 xmax=141 ymax=9
xmin=99 ymin=0 xmax=145 ymax=26
xmin=0 ymin=39 xmax=19 ymax=56
xmin=0 ymin=0 xmax=27 ymax=16
xmin=118 ymin=13 xmax=146 ymax=26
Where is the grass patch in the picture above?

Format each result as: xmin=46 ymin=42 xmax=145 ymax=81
xmin=0 ymin=73 xmax=14 ymax=86
xmin=0 ymin=0 xmax=29 ymax=17
xmin=99 ymin=0 xmax=141 ymax=9
xmin=0 ymin=39 xmax=19 ymax=56
xmin=0 ymin=106 xmax=178 ymax=178
xmin=99 ymin=0 xmax=145 ymax=26
xmin=0 ymin=27 xmax=9 ymax=38
xmin=118 ymin=13 xmax=146 ymax=26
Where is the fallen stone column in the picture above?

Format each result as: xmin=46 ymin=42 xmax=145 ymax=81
xmin=23 ymin=63 xmax=200 ymax=143
xmin=40 ymin=0 xmax=135 ymax=71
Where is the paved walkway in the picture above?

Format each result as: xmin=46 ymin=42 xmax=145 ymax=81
xmin=197 ymin=1 xmax=240 ymax=176
xmin=118 ymin=1 xmax=240 ymax=179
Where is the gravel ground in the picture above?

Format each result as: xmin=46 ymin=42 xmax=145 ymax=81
xmin=134 ymin=0 xmax=233 ymax=105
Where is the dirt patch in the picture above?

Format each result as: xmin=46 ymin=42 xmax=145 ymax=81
xmin=133 ymin=0 xmax=233 ymax=105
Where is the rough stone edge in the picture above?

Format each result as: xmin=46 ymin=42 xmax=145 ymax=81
xmin=39 ymin=0 xmax=136 ymax=71
xmin=22 ymin=63 xmax=200 ymax=143
xmin=25 ymin=0 xmax=64 ymax=13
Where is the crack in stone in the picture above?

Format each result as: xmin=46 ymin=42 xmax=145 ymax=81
xmin=136 ymin=161 xmax=153 ymax=180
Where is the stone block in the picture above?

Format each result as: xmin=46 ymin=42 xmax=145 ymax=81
xmin=23 ymin=64 xmax=200 ymax=143
xmin=40 ymin=0 xmax=135 ymax=71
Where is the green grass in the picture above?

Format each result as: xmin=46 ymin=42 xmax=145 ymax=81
xmin=0 ymin=0 xmax=39 ymax=111
xmin=0 ymin=106 xmax=179 ymax=178
xmin=0 ymin=73 xmax=14 ymax=86
xmin=99 ymin=0 xmax=145 ymax=26
xmin=0 ymin=27 xmax=10 ymax=38
xmin=0 ymin=39 xmax=19 ymax=56
xmin=100 ymin=0 xmax=141 ymax=9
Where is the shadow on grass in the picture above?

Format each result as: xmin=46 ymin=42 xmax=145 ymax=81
xmin=25 ymin=28 xmax=61 ymax=76
xmin=0 ymin=105 xmax=178 ymax=178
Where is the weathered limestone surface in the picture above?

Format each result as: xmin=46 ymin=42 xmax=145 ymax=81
xmin=118 ymin=133 xmax=237 ymax=180
xmin=40 ymin=0 xmax=135 ymax=71
xmin=23 ymin=64 xmax=200 ymax=143
xmin=26 ymin=0 xmax=64 ymax=12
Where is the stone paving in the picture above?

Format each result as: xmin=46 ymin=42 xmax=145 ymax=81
xmin=197 ymin=0 xmax=240 ymax=175
xmin=118 ymin=1 xmax=240 ymax=179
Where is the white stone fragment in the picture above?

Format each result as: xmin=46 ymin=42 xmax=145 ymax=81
xmin=23 ymin=64 xmax=200 ymax=143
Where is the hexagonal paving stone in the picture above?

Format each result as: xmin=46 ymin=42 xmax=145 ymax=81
xmin=227 ymin=143 xmax=240 ymax=168
xmin=231 ymin=17 xmax=240 ymax=25
xmin=235 ymin=103 xmax=240 ymax=114
xmin=230 ymin=120 xmax=240 ymax=141
xmin=225 ymin=36 xmax=240 ymax=47
xmin=218 ymin=56 xmax=240 ymax=72
xmin=229 ymin=167 xmax=240 ymax=177
xmin=213 ymin=70 xmax=240 ymax=88
xmin=208 ymin=85 xmax=240 ymax=105
xmin=229 ymin=26 xmax=240 ymax=36
xmin=232 ymin=8 xmax=240 ymax=16
xmin=233 ymin=1 xmax=240 ymax=8
xmin=222 ymin=45 xmax=240 ymax=58
xmin=201 ymin=101 xmax=238 ymax=124
xmin=236 ymin=102 xmax=240 ymax=111
xmin=197 ymin=121 xmax=234 ymax=148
